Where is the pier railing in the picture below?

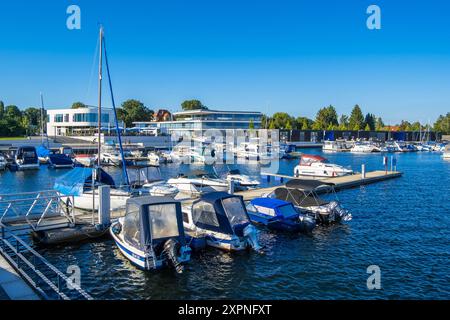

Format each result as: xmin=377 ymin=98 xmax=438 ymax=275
xmin=0 ymin=225 xmax=93 ymax=300
xmin=0 ymin=190 xmax=75 ymax=231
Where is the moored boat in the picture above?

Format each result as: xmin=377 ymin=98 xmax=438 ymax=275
xmin=182 ymin=192 xmax=262 ymax=251
xmin=293 ymin=154 xmax=353 ymax=178
xmin=110 ymin=196 xmax=191 ymax=272
xmin=246 ymin=198 xmax=316 ymax=233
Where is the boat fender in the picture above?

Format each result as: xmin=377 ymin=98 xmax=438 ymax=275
xmin=162 ymin=239 xmax=184 ymax=273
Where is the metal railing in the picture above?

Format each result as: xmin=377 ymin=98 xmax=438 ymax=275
xmin=0 ymin=225 xmax=93 ymax=300
xmin=0 ymin=190 xmax=75 ymax=231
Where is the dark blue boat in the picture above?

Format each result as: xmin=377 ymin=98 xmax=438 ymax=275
xmin=247 ymin=198 xmax=316 ymax=233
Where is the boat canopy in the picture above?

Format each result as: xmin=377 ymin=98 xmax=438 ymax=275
xmin=54 ymin=167 xmax=115 ymax=196
xmin=192 ymin=192 xmax=250 ymax=235
xmin=126 ymin=165 xmax=162 ymax=186
xmin=299 ymin=154 xmax=328 ymax=166
xmin=285 ymin=179 xmax=334 ymax=191
xmin=122 ymin=197 xmax=185 ymax=252
xmin=274 ymin=187 xmax=329 ymax=207
xmin=251 ymin=197 xmax=290 ymax=209
xmin=36 ymin=145 xmax=51 ymax=158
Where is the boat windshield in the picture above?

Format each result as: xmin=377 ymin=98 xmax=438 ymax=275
xmin=149 ymin=204 xmax=179 ymax=240
xmin=277 ymin=204 xmax=298 ymax=218
xmin=222 ymin=197 xmax=249 ymax=227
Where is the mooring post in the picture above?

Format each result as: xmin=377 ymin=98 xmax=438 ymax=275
xmin=361 ymin=164 xmax=366 ymax=179
xmin=228 ymin=180 xmax=235 ymax=195
xmin=98 ymin=185 xmax=111 ymax=226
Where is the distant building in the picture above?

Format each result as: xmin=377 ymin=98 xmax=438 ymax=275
xmin=133 ymin=109 xmax=263 ymax=136
xmin=46 ymin=106 xmax=117 ymax=136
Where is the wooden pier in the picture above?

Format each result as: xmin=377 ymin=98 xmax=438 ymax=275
xmin=236 ymin=170 xmax=403 ymax=200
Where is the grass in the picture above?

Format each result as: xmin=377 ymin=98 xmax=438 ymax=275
xmin=0 ymin=137 xmax=27 ymax=141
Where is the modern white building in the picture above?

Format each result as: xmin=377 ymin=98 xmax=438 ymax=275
xmin=46 ymin=106 xmax=117 ymax=136
xmin=134 ymin=109 xmax=263 ymax=135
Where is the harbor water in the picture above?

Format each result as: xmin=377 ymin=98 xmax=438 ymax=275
xmin=0 ymin=150 xmax=449 ymax=299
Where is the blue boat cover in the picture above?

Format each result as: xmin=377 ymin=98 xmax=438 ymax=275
xmin=36 ymin=145 xmax=51 ymax=158
xmin=54 ymin=167 xmax=115 ymax=196
xmin=250 ymin=197 xmax=290 ymax=209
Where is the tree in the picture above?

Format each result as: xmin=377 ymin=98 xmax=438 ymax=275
xmin=5 ymin=105 xmax=22 ymax=119
xmin=249 ymin=120 xmax=255 ymax=129
xmin=364 ymin=123 xmax=371 ymax=131
xmin=399 ymin=120 xmax=412 ymax=131
xmin=364 ymin=113 xmax=376 ymax=131
xmin=375 ymin=117 xmax=385 ymax=131
xmin=119 ymin=99 xmax=154 ymax=127
xmin=271 ymin=112 xmax=295 ymax=129
xmin=181 ymin=100 xmax=208 ymax=111
xmin=285 ymin=120 xmax=292 ymax=130
xmin=313 ymin=105 xmax=338 ymax=130
xmin=339 ymin=114 xmax=349 ymax=130
xmin=71 ymin=102 xmax=87 ymax=109
xmin=0 ymin=101 xmax=4 ymax=118
xmin=268 ymin=120 xmax=276 ymax=129
xmin=349 ymin=105 xmax=365 ymax=130
xmin=434 ymin=113 xmax=450 ymax=134
xmin=296 ymin=117 xmax=313 ymax=130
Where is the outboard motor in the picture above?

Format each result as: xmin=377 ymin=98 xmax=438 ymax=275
xmin=329 ymin=201 xmax=352 ymax=222
xmin=163 ymin=239 xmax=184 ymax=274
xmin=243 ymin=224 xmax=262 ymax=251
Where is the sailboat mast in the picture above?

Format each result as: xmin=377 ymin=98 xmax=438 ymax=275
xmin=97 ymin=26 xmax=103 ymax=168
xmin=40 ymin=92 xmax=44 ymax=145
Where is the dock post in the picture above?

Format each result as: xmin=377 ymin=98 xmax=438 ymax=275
xmin=98 ymin=185 xmax=111 ymax=226
xmin=228 ymin=180 xmax=235 ymax=195
xmin=361 ymin=164 xmax=366 ymax=179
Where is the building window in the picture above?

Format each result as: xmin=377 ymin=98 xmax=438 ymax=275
xmin=54 ymin=114 xmax=63 ymax=123
xmin=64 ymin=114 xmax=69 ymax=122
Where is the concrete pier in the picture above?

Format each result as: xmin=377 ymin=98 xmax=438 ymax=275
xmin=237 ymin=170 xmax=403 ymax=200
xmin=0 ymin=254 xmax=40 ymax=300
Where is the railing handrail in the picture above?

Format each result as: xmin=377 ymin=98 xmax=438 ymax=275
xmin=0 ymin=224 xmax=93 ymax=300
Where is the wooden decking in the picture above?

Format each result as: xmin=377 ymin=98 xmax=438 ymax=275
xmin=236 ymin=170 xmax=403 ymax=200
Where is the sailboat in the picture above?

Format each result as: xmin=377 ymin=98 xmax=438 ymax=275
xmin=55 ymin=26 xmax=134 ymax=211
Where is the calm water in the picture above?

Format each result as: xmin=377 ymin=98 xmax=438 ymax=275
xmin=1 ymin=151 xmax=449 ymax=299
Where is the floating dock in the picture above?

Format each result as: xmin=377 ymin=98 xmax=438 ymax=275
xmin=236 ymin=170 xmax=403 ymax=200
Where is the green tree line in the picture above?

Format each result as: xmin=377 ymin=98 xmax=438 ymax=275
xmin=263 ymin=104 xmax=449 ymax=134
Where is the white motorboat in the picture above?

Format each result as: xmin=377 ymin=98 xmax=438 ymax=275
xmin=127 ymin=165 xmax=179 ymax=197
xmin=182 ymin=192 xmax=262 ymax=252
xmin=294 ymin=154 xmax=353 ymax=178
xmin=110 ymin=197 xmax=191 ymax=272
xmin=322 ymin=140 xmax=351 ymax=152
xmin=224 ymin=168 xmax=260 ymax=190
xmin=443 ymin=145 xmax=450 ymax=159
xmin=350 ymin=142 xmax=380 ymax=153
xmin=168 ymin=170 xmax=229 ymax=194
xmin=147 ymin=152 xmax=161 ymax=166
xmin=74 ymin=154 xmax=97 ymax=167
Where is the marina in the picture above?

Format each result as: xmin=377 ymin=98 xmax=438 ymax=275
xmin=1 ymin=1 xmax=450 ymax=305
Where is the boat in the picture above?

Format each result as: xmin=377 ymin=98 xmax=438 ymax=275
xmin=269 ymin=179 xmax=352 ymax=225
xmin=246 ymin=198 xmax=316 ymax=233
xmin=168 ymin=170 xmax=229 ymax=194
xmin=224 ymin=168 xmax=260 ymax=190
xmin=54 ymin=167 xmax=133 ymax=211
xmin=182 ymin=192 xmax=262 ymax=251
xmin=147 ymin=152 xmax=161 ymax=166
xmin=322 ymin=140 xmax=352 ymax=152
xmin=37 ymin=145 xmax=74 ymax=169
xmin=350 ymin=142 xmax=380 ymax=153
xmin=127 ymin=165 xmax=179 ymax=197
xmin=74 ymin=154 xmax=97 ymax=167
xmin=110 ymin=196 xmax=191 ymax=272
xmin=7 ymin=146 xmax=40 ymax=171
xmin=443 ymin=145 xmax=450 ymax=159
xmin=394 ymin=141 xmax=417 ymax=152
xmin=0 ymin=155 xmax=6 ymax=171
xmin=293 ymin=154 xmax=353 ymax=178
xmin=55 ymin=26 xmax=133 ymax=211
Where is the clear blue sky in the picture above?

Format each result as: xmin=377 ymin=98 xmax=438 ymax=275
xmin=0 ymin=0 xmax=449 ymax=124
